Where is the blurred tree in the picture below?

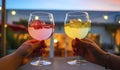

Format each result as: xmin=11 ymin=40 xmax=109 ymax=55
xmin=13 ymin=19 xmax=28 ymax=27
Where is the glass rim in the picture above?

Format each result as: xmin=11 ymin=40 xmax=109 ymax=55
xmin=65 ymin=11 xmax=90 ymax=20
xmin=30 ymin=12 xmax=53 ymax=17
xmin=66 ymin=11 xmax=88 ymax=14
xmin=66 ymin=11 xmax=88 ymax=16
xmin=28 ymin=11 xmax=55 ymax=26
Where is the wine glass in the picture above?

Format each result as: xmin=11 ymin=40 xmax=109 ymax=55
xmin=64 ymin=11 xmax=91 ymax=65
xmin=28 ymin=12 xmax=55 ymax=66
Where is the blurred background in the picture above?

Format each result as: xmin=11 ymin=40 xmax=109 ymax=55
xmin=0 ymin=0 xmax=120 ymax=58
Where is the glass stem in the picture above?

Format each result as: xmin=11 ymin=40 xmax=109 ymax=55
xmin=38 ymin=56 xmax=43 ymax=66
xmin=39 ymin=56 xmax=43 ymax=61
xmin=39 ymin=57 xmax=41 ymax=61
xmin=76 ymin=56 xmax=81 ymax=64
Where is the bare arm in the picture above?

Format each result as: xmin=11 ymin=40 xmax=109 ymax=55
xmin=0 ymin=51 xmax=24 ymax=70
xmin=72 ymin=38 xmax=120 ymax=70
xmin=0 ymin=40 xmax=42 ymax=70
xmin=107 ymin=54 xmax=120 ymax=70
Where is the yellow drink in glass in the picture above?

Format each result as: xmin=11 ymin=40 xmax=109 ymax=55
xmin=64 ymin=19 xmax=90 ymax=39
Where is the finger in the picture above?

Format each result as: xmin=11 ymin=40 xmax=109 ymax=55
xmin=81 ymin=38 xmax=101 ymax=49
xmin=81 ymin=38 xmax=93 ymax=43
xmin=79 ymin=39 xmax=92 ymax=47
xmin=26 ymin=39 xmax=39 ymax=43
xmin=72 ymin=39 xmax=79 ymax=55
xmin=31 ymin=40 xmax=44 ymax=50
xmin=73 ymin=38 xmax=101 ymax=59
xmin=74 ymin=38 xmax=93 ymax=56
xmin=81 ymin=38 xmax=89 ymax=42
xmin=72 ymin=38 xmax=85 ymax=56
xmin=74 ymin=38 xmax=91 ymax=46
xmin=72 ymin=39 xmax=76 ymax=48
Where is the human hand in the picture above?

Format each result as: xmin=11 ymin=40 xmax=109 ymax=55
xmin=15 ymin=39 xmax=46 ymax=64
xmin=72 ymin=38 xmax=107 ymax=65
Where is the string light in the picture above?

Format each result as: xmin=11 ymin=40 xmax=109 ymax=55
xmin=11 ymin=10 xmax=16 ymax=16
xmin=0 ymin=6 xmax=2 ymax=10
xmin=103 ymin=15 xmax=108 ymax=20
xmin=54 ymin=39 xmax=58 ymax=43
xmin=35 ymin=16 xmax=39 ymax=20
xmin=78 ymin=19 xmax=82 ymax=22
xmin=4 ymin=24 xmax=7 ymax=28
xmin=118 ymin=20 xmax=120 ymax=24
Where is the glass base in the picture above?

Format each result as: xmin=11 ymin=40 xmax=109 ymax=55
xmin=67 ymin=59 xmax=87 ymax=65
xmin=30 ymin=60 xmax=51 ymax=66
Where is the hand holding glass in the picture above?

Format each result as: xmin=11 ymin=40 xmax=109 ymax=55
xmin=64 ymin=11 xmax=91 ymax=65
xmin=28 ymin=12 xmax=55 ymax=66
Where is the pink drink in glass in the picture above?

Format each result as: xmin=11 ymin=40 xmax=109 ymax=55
xmin=28 ymin=20 xmax=54 ymax=41
xmin=28 ymin=20 xmax=54 ymax=57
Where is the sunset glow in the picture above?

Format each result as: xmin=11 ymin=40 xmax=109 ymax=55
xmin=0 ymin=0 xmax=118 ymax=11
